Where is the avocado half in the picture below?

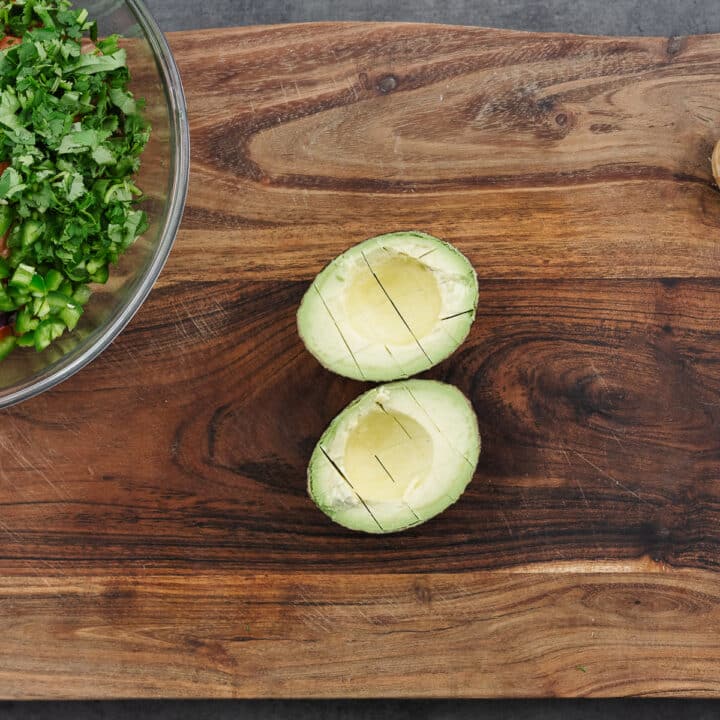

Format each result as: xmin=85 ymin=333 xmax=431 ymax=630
xmin=297 ymin=231 xmax=478 ymax=382
xmin=308 ymin=379 xmax=481 ymax=534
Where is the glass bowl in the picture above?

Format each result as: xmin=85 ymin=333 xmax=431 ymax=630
xmin=0 ymin=0 xmax=190 ymax=408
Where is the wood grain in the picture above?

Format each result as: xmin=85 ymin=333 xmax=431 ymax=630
xmin=2 ymin=22 xmax=720 ymax=698
xmin=3 ymin=570 xmax=720 ymax=698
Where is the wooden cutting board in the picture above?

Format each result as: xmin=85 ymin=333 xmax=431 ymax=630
xmin=2 ymin=22 xmax=720 ymax=699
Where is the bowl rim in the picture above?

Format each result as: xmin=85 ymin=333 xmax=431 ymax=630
xmin=0 ymin=0 xmax=191 ymax=409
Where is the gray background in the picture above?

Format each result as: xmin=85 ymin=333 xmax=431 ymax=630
xmin=145 ymin=0 xmax=720 ymax=37
xmin=6 ymin=0 xmax=720 ymax=718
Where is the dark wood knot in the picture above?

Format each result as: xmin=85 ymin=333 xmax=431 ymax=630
xmin=376 ymin=75 xmax=398 ymax=94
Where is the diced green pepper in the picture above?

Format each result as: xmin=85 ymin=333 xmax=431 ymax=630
xmin=58 ymin=279 xmax=74 ymax=297
xmin=0 ymin=335 xmax=16 ymax=360
xmin=45 ymin=269 xmax=63 ymax=291
xmin=16 ymin=333 xmax=36 ymax=348
xmin=66 ymin=263 xmax=87 ymax=282
xmin=86 ymin=258 xmax=102 ymax=275
xmin=0 ymin=287 xmax=16 ymax=312
xmin=72 ymin=284 xmax=92 ymax=304
xmin=90 ymin=264 xmax=109 ymax=284
xmin=31 ymin=297 xmax=50 ymax=319
xmin=8 ymin=288 xmax=30 ymax=306
xmin=34 ymin=319 xmax=65 ymax=352
xmin=29 ymin=273 xmax=46 ymax=297
xmin=60 ymin=303 xmax=82 ymax=330
xmin=0 ymin=257 xmax=10 ymax=280
xmin=14 ymin=308 xmax=38 ymax=335
xmin=47 ymin=291 xmax=70 ymax=310
xmin=9 ymin=263 xmax=35 ymax=289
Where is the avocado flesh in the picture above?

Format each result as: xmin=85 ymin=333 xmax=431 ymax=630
xmin=308 ymin=380 xmax=481 ymax=534
xmin=297 ymin=232 xmax=478 ymax=382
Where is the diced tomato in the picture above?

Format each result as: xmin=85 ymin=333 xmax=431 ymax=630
xmin=0 ymin=36 xmax=20 ymax=51
xmin=0 ymin=325 xmax=13 ymax=341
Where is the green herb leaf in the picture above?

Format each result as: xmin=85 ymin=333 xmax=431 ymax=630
xmin=70 ymin=47 xmax=126 ymax=75
xmin=0 ymin=0 xmax=150 ymax=359
xmin=0 ymin=166 xmax=25 ymax=199
xmin=109 ymin=86 xmax=135 ymax=115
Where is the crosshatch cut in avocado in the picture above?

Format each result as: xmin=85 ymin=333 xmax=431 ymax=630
xmin=297 ymin=231 xmax=479 ymax=382
xmin=308 ymin=380 xmax=481 ymax=534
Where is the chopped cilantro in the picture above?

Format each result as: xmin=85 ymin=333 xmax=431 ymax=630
xmin=0 ymin=0 xmax=149 ymax=357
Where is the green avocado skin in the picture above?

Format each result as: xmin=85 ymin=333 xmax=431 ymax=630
xmin=307 ymin=379 xmax=481 ymax=535
xmin=297 ymin=231 xmax=479 ymax=382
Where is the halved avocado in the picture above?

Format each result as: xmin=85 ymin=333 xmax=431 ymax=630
xmin=297 ymin=231 xmax=478 ymax=382
xmin=308 ymin=379 xmax=480 ymax=534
